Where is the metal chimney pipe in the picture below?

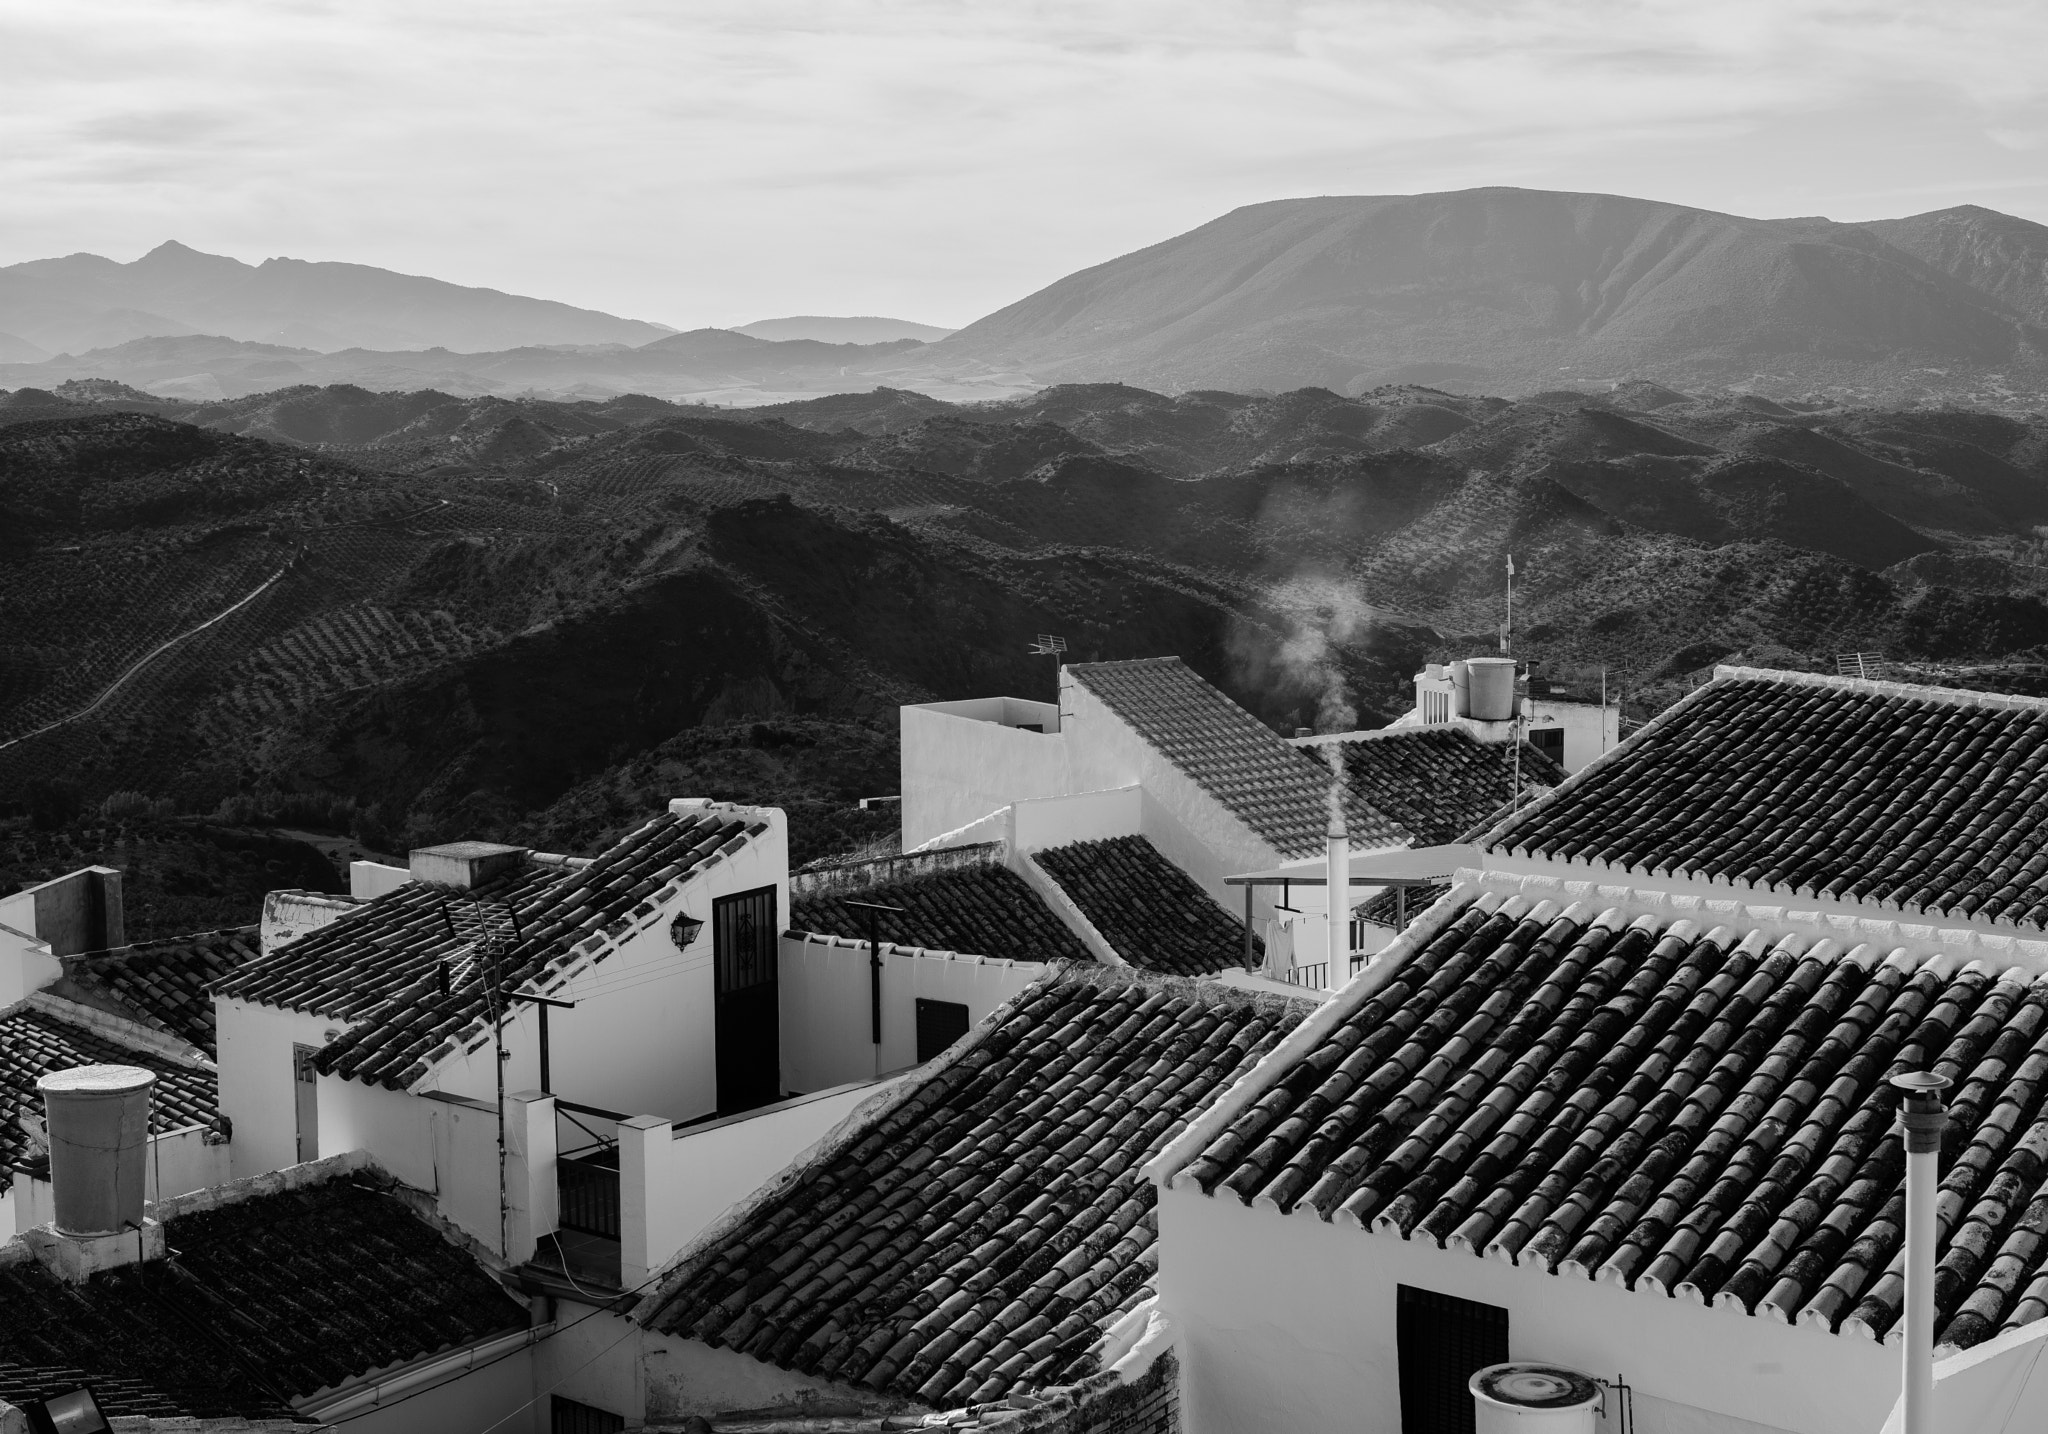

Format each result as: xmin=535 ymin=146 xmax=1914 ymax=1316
xmin=1324 ymin=748 xmax=1347 ymax=984
xmin=1892 ymin=1070 xmax=1951 ymax=1434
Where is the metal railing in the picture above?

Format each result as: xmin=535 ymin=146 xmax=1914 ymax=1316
xmin=1281 ymin=961 xmax=1331 ymax=991
xmin=557 ymin=1147 xmax=621 ymax=1241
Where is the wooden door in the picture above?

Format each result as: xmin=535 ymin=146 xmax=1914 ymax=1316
xmin=713 ymin=885 xmax=780 ymax=1115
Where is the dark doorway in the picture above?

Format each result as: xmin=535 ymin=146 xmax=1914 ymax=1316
xmin=1397 ymin=1284 xmax=1508 ymax=1434
xmin=915 ymin=998 xmax=971 ymax=1063
xmin=292 ymin=1044 xmax=321 ymax=1164
xmin=713 ymin=884 xmax=780 ymax=1115
xmin=551 ymin=1394 xmax=625 ymax=1434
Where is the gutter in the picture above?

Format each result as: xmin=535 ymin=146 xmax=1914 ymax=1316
xmin=296 ymin=1322 xmax=554 ymax=1420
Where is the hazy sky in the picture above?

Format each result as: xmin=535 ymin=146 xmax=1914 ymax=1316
xmin=6 ymin=1 xmax=2047 ymax=330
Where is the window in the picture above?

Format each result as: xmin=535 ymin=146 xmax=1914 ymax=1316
xmin=1529 ymin=727 xmax=1564 ymax=765
xmin=551 ymin=1395 xmax=625 ymax=1434
xmin=915 ymin=998 xmax=972 ymax=1063
xmin=1397 ymin=1285 xmax=1508 ymax=1434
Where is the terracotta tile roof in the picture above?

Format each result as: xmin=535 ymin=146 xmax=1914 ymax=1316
xmin=790 ymin=853 xmax=1091 ymax=963
xmin=59 ymin=926 xmax=260 ymax=1058
xmin=215 ymin=808 xmax=766 ymax=1090
xmin=1031 ymin=836 xmax=1255 ymax=977
xmin=0 ymin=1170 xmax=527 ymax=1419
xmin=0 ymin=1003 xmax=217 ymax=1182
xmin=1068 ymin=659 xmax=1557 ymax=856
xmin=1178 ymin=888 xmax=2048 ymax=1350
xmin=1486 ymin=668 xmax=2048 ymax=928
xmin=644 ymin=965 xmax=1311 ymax=1404
xmin=1326 ymin=727 xmax=1565 ymax=847
xmin=1068 ymin=658 xmax=1341 ymax=856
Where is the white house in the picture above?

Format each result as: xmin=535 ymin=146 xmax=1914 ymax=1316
xmin=902 ymin=656 xmax=1562 ymax=990
xmin=1146 ymin=666 xmax=2048 ymax=1434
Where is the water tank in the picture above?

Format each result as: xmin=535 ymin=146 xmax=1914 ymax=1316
xmin=38 ymin=1065 xmax=155 ymax=1236
xmin=1470 ymin=1363 xmax=1603 ymax=1434
xmin=1466 ymin=657 xmax=1518 ymax=721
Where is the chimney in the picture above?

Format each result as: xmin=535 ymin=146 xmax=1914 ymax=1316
xmin=26 ymin=1065 xmax=166 ymax=1282
xmin=409 ymin=841 xmax=529 ymax=890
xmin=1893 ymin=1071 xmax=1951 ymax=1434
xmin=1324 ymin=747 xmax=1347 ymax=978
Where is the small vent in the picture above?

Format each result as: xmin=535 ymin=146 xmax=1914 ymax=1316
xmin=915 ymin=999 xmax=971 ymax=1063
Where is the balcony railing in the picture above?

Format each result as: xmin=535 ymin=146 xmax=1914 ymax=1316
xmin=557 ymin=1147 xmax=621 ymax=1240
xmin=1281 ymin=961 xmax=1331 ymax=991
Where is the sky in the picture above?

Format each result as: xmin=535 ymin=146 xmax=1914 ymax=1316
xmin=5 ymin=0 xmax=2047 ymax=331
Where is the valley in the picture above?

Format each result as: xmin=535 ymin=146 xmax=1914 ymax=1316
xmin=2 ymin=374 xmax=2046 ymax=924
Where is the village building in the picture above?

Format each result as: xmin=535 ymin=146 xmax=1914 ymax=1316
xmin=1 ymin=925 xmax=255 ymax=1241
xmin=0 ymin=1146 xmax=539 ymax=1432
xmin=1147 ymin=666 xmax=2048 ymax=1433
xmin=519 ymin=962 xmax=1315 ymax=1431
xmin=901 ymin=656 xmax=1560 ymax=990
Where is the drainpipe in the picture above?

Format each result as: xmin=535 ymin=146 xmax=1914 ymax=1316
xmin=1893 ymin=1070 xmax=1951 ymax=1434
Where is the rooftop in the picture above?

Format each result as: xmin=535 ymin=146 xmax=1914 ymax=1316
xmin=1068 ymin=658 xmax=1341 ymax=857
xmin=642 ymin=964 xmax=1312 ymax=1405
xmin=1486 ymin=667 xmax=2048 ymax=928
xmin=56 ymin=926 xmax=260 ymax=1059
xmin=789 ymin=847 xmax=1091 ymax=963
xmin=1068 ymin=658 xmax=1558 ymax=857
xmin=0 ymin=999 xmax=217 ymax=1182
xmin=0 ymin=1160 xmax=528 ymax=1420
xmin=1175 ymin=887 xmax=2048 ymax=1350
xmin=1326 ymin=725 xmax=1564 ymax=846
xmin=1032 ymin=835 xmax=1256 ymax=977
xmin=215 ymin=806 xmax=766 ymax=1090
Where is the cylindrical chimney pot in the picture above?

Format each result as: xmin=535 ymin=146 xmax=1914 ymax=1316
xmin=1891 ymin=1070 xmax=1950 ymax=1434
xmin=1466 ymin=657 xmax=1517 ymax=721
xmin=38 ymin=1064 xmax=156 ymax=1236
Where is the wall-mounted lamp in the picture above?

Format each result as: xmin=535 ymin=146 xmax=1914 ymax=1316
xmin=670 ymin=911 xmax=705 ymax=950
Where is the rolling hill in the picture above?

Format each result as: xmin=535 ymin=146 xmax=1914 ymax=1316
xmin=3 ymin=376 xmax=2047 ymax=875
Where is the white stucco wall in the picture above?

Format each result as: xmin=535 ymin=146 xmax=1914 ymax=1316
xmin=350 ymin=860 xmax=414 ymax=900
xmin=641 ymin=1329 xmax=918 ymax=1424
xmin=1877 ymin=1316 xmax=2048 ymax=1432
xmin=1157 ymin=1184 xmax=1894 ymax=1434
xmin=1531 ymin=697 xmax=1620 ymax=773
xmin=260 ymin=889 xmax=361 ymax=954
xmin=0 ymin=920 xmax=60 ymax=1008
xmin=620 ymin=1079 xmax=897 ymax=1287
xmin=217 ymin=996 xmax=351 ymax=1179
xmin=317 ymin=1080 xmax=510 ymax=1252
xmin=532 ymin=1303 xmax=644 ymax=1426
xmin=901 ymin=701 xmax=1074 ymax=851
xmin=307 ymin=1344 xmax=539 ymax=1434
xmin=778 ymin=933 xmax=1045 ymax=1092
xmin=421 ymin=803 xmax=789 ymax=1127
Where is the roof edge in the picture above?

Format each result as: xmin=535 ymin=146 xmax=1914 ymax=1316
xmin=1142 ymin=881 xmax=1481 ymax=1190
xmin=1477 ymin=670 xmax=1728 ymax=852
xmin=1714 ymin=663 xmax=2048 ymax=714
xmin=19 ymin=990 xmax=216 ymax=1071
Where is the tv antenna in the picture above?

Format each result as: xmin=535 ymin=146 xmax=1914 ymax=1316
xmin=1029 ymin=634 xmax=1067 ymax=701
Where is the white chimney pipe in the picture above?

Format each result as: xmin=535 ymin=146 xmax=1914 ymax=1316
xmin=1324 ymin=750 xmax=1347 ymax=983
xmin=1892 ymin=1070 xmax=1951 ymax=1434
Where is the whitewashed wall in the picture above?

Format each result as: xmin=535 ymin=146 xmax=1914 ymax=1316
xmin=778 ymin=932 xmax=1044 ymax=1091
xmin=900 ymin=699 xmax=1073 ymax=850
xmin=217 ymin=997 xmax=349 ymax=1179
xmin=618 ymin=1078 xmax=896 ymax=1287
xmin=1157 ymin=1183 xmax=1894 ymax=1434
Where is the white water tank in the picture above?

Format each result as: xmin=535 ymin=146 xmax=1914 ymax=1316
xmin=1465 ymin=658 xmax=1518 ymax=721
xmin=1470 ymin=1363 xmax=1603 ymax=1434
xmin=38 ymin=1065 xmax=156 ymax=1236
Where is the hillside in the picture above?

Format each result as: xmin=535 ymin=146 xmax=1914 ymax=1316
xmin=3 ymin=376 xmax=2047 ymax=872
xmin=0 ymin=240 xmax=674 ymax=354
xmin=900 ymin=189 xmax=2048 ymax=405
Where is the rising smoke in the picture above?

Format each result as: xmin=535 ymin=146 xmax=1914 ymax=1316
xmin=1229 ymin=571 xmax=1375 ymax=733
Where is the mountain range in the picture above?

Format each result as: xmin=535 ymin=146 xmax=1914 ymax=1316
xmin=7 ymin=190 xmax=2048 ymax=407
